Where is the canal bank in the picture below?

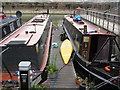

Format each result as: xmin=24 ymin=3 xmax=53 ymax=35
xmin=4 ymin=9 xmax=74 ymax=15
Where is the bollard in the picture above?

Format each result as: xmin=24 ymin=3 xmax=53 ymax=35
xmin=19 ymin=61 xmax=31 ymax=90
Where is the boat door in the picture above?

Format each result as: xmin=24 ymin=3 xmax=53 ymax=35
xmin=82 ymin=35 xmax=91 ymax=60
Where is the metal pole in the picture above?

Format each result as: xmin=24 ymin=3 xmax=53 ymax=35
xmin=88 ymin=11 xmax=90 ymax=20
xmin=112 ymin=16 xmax=115 ymax=32
xmin=108 ymin=37 xmax=113 ymax=62
xmin=98 ymin=13 xmax=100 ymax=25
xmin=93 ymin=12 xmax=95 ymax=23
xmin=86 ymin=10 xmax=88 ymax=19
xmin=107 ymin=15 xmax=109 ymax=30
xmin=90 ymin=11 xmax=92 ymax=22
xmin=103 ymin=13 xmax=105 ymax=28
xmin=96 ymin=12 xmax=97 ymax=24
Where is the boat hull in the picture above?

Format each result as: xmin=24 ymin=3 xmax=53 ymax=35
xmin=73 ymin=55 xmax=120 ymax=89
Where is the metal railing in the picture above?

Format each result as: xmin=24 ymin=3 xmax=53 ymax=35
xmin=80 ymin=9 xmax=120 ymax=35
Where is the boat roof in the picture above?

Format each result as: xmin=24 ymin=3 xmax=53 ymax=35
xmin=64 ymin=15 xmax=115 ymax=36
xmin=0 ymin=14 xmax=49 ymax=47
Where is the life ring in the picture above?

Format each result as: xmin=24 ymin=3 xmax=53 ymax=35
xmin=104 ymin=66 xmax=110 ymax=72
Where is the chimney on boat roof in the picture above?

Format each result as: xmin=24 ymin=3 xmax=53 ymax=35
xmin=84 ymin=25 xmax=87 ymax=34
xmin=47 ymin=9 xmax=49 ymax=14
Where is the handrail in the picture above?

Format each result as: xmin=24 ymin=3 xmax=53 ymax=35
xmin=80 ymin=9 xmax=119 ymax=35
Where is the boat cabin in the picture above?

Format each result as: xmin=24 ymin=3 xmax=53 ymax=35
xmin=81 ymin=34 xmax=120 ymax=62
xmin=63 ymin=15 xmax=120 ymax=64
xmin=0 ymin=16 xmax=22 ymax=40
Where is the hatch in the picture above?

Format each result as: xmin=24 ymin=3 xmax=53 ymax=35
xmin=7 ymin=41 xmax=26 ymax=46
xmin=31 ymin=19 xmax=45 ymax=23
xmin=6 ymin=34 xmax=32 ymax=46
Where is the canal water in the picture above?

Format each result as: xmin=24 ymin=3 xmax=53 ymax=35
xmin=7 ymin=13 xmax=64 ymax=25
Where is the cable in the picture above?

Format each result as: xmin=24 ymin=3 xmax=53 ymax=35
xmin=0 ymin=47 xmax=16 ymax=87
xmin=0 ymin=47 xmax=9 ymax=55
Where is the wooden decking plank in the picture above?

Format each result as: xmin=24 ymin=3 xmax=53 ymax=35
xmin=43 ymin=21 xmax=79 ymax=89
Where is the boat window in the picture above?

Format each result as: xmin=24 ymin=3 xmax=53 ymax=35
xmin=17 ymin=19 xmax=21 ymax=27
xmin=3 ymin=28 xmax=7 ymax=35
xmin=2 ymin=25 xmax=11 ymax=38
xmin=9 ymin=23 xmax=15 ymax=31
xmin=2 ymin=28 xmax=6 ymax=38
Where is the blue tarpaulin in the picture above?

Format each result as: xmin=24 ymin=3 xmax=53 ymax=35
xmin=73 ymin=15 xmax=82 ymax=21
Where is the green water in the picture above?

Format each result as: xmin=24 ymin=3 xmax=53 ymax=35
xmin=21 ymin=14 xmax=35 ymax=23
xmin=21 ymin=14 xmax=64 ymax=25
xmin=7 ymin=13 xmax=64 ymax=24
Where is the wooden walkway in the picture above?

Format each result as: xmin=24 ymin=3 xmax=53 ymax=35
xmin=43 ymin=20 xmax=79 ymax=89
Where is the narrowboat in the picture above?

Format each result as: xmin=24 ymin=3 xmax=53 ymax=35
xmin=62 ymin=15 xmax=120 ymax=89
xmin=0 ymin=12 xmax=22 ymax=40
xmin=0 ymin=13 xmax=52 ymax=86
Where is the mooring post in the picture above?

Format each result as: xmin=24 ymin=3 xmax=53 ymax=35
xmin=19 ymin=61 xmax=31 ymax=90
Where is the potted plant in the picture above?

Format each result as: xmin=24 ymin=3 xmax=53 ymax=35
xmin=31 ymin=84 xmax=48 ymax=90
xmin=46 ymin=64 xmax=59 ymax=78
xmin=79 ymin=77 xmax=89 ymax=90
xmin=46 ymin=55 xmax=59 ymax=79
xmin=75 ymin=73 xmax=83 ymax=85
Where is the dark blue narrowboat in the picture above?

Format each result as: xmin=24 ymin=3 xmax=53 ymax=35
xmin=63 ymin=15 xmax=120 ymax=89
